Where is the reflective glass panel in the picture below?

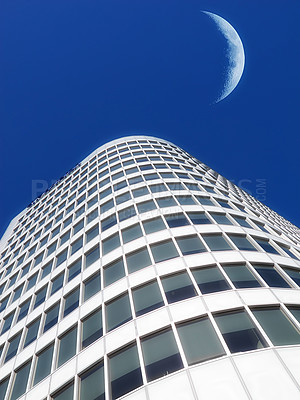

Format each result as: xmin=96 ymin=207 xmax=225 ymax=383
xmin=150 ymin=240 xmax=179 ymax=263
xmin=34 ymin=344 xmax=54 ymax=385
xmin=82 ymin=309 xmax=103 ymax=348
xmin=126 ymin=247 xmax=151 ymax=273
xmin=58 ymin=327 xmax=77 ymax=367
xmin=222 ymin=264 xmax=261 ymax=288
xmin=214 ymin=310 xmax=267 ymax=353
xmin=192 ymin=266 xmax=230 ymax=294
xmin=201 ymin=234 xmax=231 ymax=251
xmin=141 ymin=328 xmax=183 ymax=382
xmin=177 ymin=317 xmax=225 ymax=364
xmin=106 ymin=293 xmax=132 ymax=332
xmin=104 ymin=258 xmax=125 ymax=286
xmin=176 ymin=235 xmax=206 ymax=255
xmin=254 ymin=265 xmax=290 ymax=288
xmin=80 ymin=363 xmax=105 ymax=400
xmin=84 ymin=273 xmax=101 ymax=301
xmin=161 ymin=272 xmax=197 ymax=303
xmin=252 ymin=307 xmax=300 ymax=345
xmin=132 ymin=280 xmax=164 ymax=316
xmin=109 ymin=344 xmax=142 ymax=400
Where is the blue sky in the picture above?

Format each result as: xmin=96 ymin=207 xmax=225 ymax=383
xmin=0 ymin=0 xmax=299 ymax=238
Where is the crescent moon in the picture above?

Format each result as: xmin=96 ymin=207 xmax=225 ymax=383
xmin=202 ymin=11 xmax=245 ymax=103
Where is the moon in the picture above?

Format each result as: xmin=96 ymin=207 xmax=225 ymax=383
xmin=202 ymin=11 xmax=245 ymax=103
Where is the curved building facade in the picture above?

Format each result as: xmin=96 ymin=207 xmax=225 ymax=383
xmin=0 ymin=136 xmax=300 ymax=400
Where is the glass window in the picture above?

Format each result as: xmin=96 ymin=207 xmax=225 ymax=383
xmin=60 ymin=230 xmax=70 ymax=245
xmin=254 ymin=238 xmax=280 ymax=255
xmin=86 ymin=209 xmax=98 ymax=224
xmin=126 ymin=247 xmax=152 ymax=273
xmin=121 ymin=224 xmax=143 ymax=244
xmin=150 ymin=240 xmax=179 ymax=263
xmin=106 ymin=293 xmax=132 ymax=332
xmin=10 ymin=360 xmax=31 ymax=400
xmin=5 ymin=332 xmax=22 ymax=362
xmin=103 ymin=234 xmax=121 ymax=256
xmin=129 ymin=176 xmax=143 ymax=185
xmin=58 ymin=326 xmax=77 ymax=367
xmin=88 ymin=195 xmax=99 ymax=208
xmin=44 ymin=302 xmax=60 ymax=333
xmin=176 ymin=195 xmax=196 ymax=205
xmin=116 ymin=191 xmax=131 ymax=205
xmin=51 ymin=273 xmax=64 ymax=295
xmin=209 ymin=213 xmax=232 ymax=225
xmin=100 ymin=199 xmax=114 ymax=214
xmin=192 ymin=266 xmax=231 ymax=294
xmin=177 ymin=317 xmax=225 ymax=365
xmin=195 ymin=196 xmax=214 ymax=206
xmin=143 ymin=217 xmax=166 ymax=234
xmin=80 ymin=363 xmax=105 ymax=400
xmin=201 ymin=234 xmax=231 ymax=251
xmin=34 ymin=344 xmax=54 ymax=385
xmin=141 ymin=328 xmax=183 ymax=382
xmin=277 ymin=244 xmax=299 ymax=260
xmin=101 ymin=214 xmax=117 ymax=232
xmin=2 ymin=312 xmax=14 ymax=334
xmin=24 ymin=318 xmax=40 ymax=348
xmin=0 ymin=377 xmax=9 ymax=400
xmin=64 ymin=287 xmax=80 ymax=317
xmin=27 ymin=273 xmax=38 ymax=291
xmin=86 ymin=225 xmax=99 ymax=243
xmin=21 ymin=263 xmax=31 ymax=278
xmin=288 ymin=307 xmax=300 ymax=323
xmin=132 ymin=186 xmax=149 ymax=198
xmin=233 ymin=216 xmax=252 ymax=228
xmin=73 ymin=220 xmax=84 ymax=236
xmin=63 ymin=216 xmax=72 ymax=229
xmin=52 ymin=382 xmax=74 ymax=400
xmin=68 ymin=259 xmax=82 ymax=282
xmin=176 ymin=235 xmax=206 ymax=255
xmin=165 ymin=213 xmax=189 ymax=228
xmin=0 ymin=297 xmax=9 ymax=313
xmin=56 ymin=248 xmax=68 ymax=267
xmin=84 ymin=273 xmax=101 ymax=301
xmin=137 ymin=200 xmax=156 ymax=213
xmin=214 ymin=309 xmax=267 ymax=353
xmin=42 ymin=261 xmax=53 ymax=279
xmin=167 ymin=182 xmax=184 ymax=191
xmin=252 ymin=307 xmax=300 ymax=345
xmin=12 ymin=284 xmax=24 ymax=303
xmin=149 ymin=183 xmax=167 ymax=193
xmin=222 ymin=264 xmax=261 ymax=288
xmin=156 ymin=197 xmax=177 ymax=208
xmin=282 ymin=267 xmax=300 ymax=286
xmin=187 ymin=211 xmax=211 ymax=224
xmin=104 ymin=258 xmax=125 ymax=286
xmin=227 ymin=235 xmax=257 ymax=251
xmin=34 ymin=251 xmax=44 ymax=267
xmin=118 ymin=205 xmax=136 ymax=222
xmin=85 ymin=245 xmax=100 ymax=267
xmin=109 ymin=343 xmax=142 ymax=400
xmin=161 ymin=272 xmax=197 ymax=303
xmin=47 ymin=241 xmax=57 ymax=256
xmin=132 ymin=280 xmax=164 ymax=316
xmin=71 ymin=236 xmax=83 ymax=255
xmin=82 ymin=309 xmax=103 ymax=348
xmin=254 ymin=265 xmax=290 ymax=288
xmin=18 ymin=298 xmax=31 ymax=322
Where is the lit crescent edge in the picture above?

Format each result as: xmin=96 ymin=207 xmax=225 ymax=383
xmin=202 ymin=11 xmax=245 ymax=103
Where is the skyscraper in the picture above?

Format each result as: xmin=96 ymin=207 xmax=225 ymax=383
xmin=0 ymin=135 xmax=300 ymax=400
